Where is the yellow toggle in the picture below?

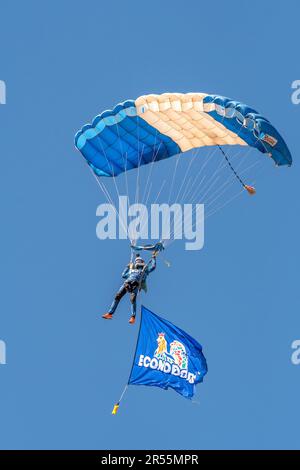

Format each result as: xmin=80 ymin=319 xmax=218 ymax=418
xmin=112 ymin=403 xmax=120 ymax=415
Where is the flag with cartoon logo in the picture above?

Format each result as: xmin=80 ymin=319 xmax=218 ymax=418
xmin=128 ymin=306 xmax=208 ymax=399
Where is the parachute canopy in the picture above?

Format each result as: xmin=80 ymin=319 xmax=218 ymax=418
xmin=75 ymin=93 xmax=292 ymax=177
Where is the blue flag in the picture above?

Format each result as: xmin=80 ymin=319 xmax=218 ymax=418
xmin=128 ymin=306 xmax=208 ymax=399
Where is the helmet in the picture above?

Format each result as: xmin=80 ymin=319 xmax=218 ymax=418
xmin=134 ymin=254 xmax=145 ymax=270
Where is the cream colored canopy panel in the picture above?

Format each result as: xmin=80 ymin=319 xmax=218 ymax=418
xmin=135 ymin=93 xmax=247 ymax=152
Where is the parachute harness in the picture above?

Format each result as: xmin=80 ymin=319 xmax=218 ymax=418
xmin=130 ymin=241 xmax=166 ymax=291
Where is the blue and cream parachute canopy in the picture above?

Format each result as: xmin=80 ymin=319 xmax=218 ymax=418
xmin=75 ymin=92 xmax=292 ymax=177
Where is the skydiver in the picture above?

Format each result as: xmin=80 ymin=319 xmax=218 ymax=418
xmin=102 ymin=252 xmax=157 ymax=325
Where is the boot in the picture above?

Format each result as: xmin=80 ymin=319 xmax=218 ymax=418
xmin=102 ymin=313 xmax=113 ymax=320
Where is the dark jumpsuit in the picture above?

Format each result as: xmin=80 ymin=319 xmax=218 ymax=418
xmin=108 ymin=258 xmax=156 ymax=317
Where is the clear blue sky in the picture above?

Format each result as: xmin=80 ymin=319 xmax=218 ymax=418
xmin=0 ymin=0 xmax=299 ymax=450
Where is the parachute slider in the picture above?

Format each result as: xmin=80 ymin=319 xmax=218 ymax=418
xmin=130 ymin=241 xmax=165 ymax=253
xmin=131 ymin=241 xmax=171 ymax=266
